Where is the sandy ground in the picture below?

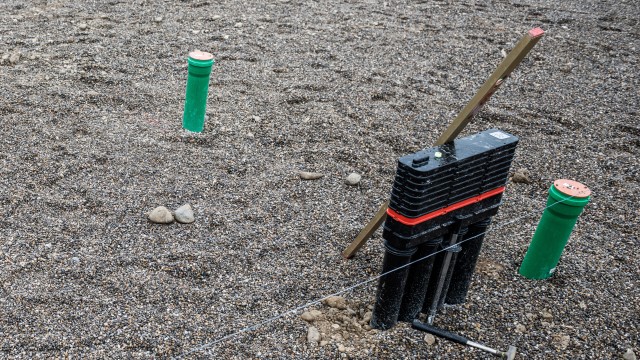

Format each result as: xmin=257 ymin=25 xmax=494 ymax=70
xmin=0 ymin=0 xmax=638 ymax=359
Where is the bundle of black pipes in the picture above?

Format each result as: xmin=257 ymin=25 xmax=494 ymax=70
xmin=370 ymin=129 xmax=519 ymax=330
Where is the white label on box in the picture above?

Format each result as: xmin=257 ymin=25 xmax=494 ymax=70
xmin=489 ymin=131 xmax=510 ymax=139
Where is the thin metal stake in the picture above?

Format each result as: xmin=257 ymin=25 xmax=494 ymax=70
xmin=427 ymin=226 xmax=461 ymax=324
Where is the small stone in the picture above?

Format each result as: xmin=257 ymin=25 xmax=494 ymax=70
xmin=87 ymin=90 xmax=100 ymax=97
xmin=331 ymin=323 xmax=340 ymax=330
xmin=154 ymin=16 xmax=163 ymax=23
xmin=319 ymin=340 xmax=328 ymax=347
xmin=251 ymin=115 xmax=261 ymax=122
xmin=561 ymin=63 xmax=575 ymax=73
xmin=424 ymin=333 xmax=436 ymax=345
xmin=623 ymin=349 xmax=637 ymax=360
xmin=324 ymin=296 xmax=347 ymax=309
xmin=579 ymin=301 xmax=587 ymax=310
xmin=78 ymin=23 xmax=88 ymax=30
xmin=541 ymin=310 xmax=553 ymax=319
xmin=174 ymin=204 xmax=195 ymax=224
xmin=300 ymin=311 xmax=315 ymax=322
xmin=211 ymin=15 xmax=221 ymax=20
xmin=310 ymin=309 xmax=322 ymax=318
xmin=307 ymin=326 xmax=321 ymax=344
xmin=299 ymin=171 xmax=324 ymax=180
xmin=346 ymin=307 xmax=356 ymax=316
xmin=512 ymin=168 xmax=532 ymax=184
xmin=515 ymin=324 xmax=527 ymax=333
xmin=552 ymin=334 xmax=570 ymax=350
xmin=44 ymin=243 xmax=52 ymax=249
xmin=362 ymin=311 xmax=372 ymax=324
xmin=338 ymin=344 xmax=346 ymax=352
xmin=70 ymin=257 xmax=80 ymax=265
xmin=234 ymin=22 xmax=243 ymax=27
xmin=148 ymin=206 xmax=174 ymax=224
xmin=192 ymin=30 xmax=200 ymax=34
xmin=9 ymin=52 xmax=20 ymax=65
xmin=345 ymin=173 xmax=361 ymax=186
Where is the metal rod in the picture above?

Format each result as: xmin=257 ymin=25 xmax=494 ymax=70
xmin=412 ymin=320 xmax=518 ymax=360
xmin=427 ymin=226 xmax=462 ymax=324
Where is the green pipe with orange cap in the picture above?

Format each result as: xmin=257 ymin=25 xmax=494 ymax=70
xmin=183 ymin=50 xmax=215 ymax=133
xmin=519 ymin=179 xmax=591 ymax=279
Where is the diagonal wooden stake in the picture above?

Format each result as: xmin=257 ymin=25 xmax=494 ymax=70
xmin=342 ymin=28 xmax=544 ymax=259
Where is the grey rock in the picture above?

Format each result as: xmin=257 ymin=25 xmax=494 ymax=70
xmin=512 ymin=168 xmax=532 ymax=184
xmin=174 ymin=204 xmax=195 ymax=224
xmin=579 ymin=301 xmax=587 ymax=310
xmin=154 ymin=16 xmax=163 ymax=23
xmin=362 ymin=311 xmax=372 ymax=324
xmin=424 ymin=333 xmax=436 ymax=345
xmin=78 ymin=23 xmax=88 ymax=30
xmin=148 ymin=206 xmax=174 ymax=224
xmin=9 ymin=52 xmax=20 ymax=65
xmin=345 ymin=173 xmax=361 ymax=185
xmin=323 ymin=296 xmax=347 ymax=309
xmin=552 ymin=334 xmax=570 ymax=350
xmin=624 ymin=349 xmax=637 ymax=360
xmin=300 ymin=311 xmax=315 ymax=322
xmin=299 ymin=171 xmax=324 ymax=180
xmin=307 ymin=326 xmax=321 ymax=343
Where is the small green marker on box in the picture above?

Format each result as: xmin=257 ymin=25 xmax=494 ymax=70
xmin=183 ymin=50 xmax=215 ymax=133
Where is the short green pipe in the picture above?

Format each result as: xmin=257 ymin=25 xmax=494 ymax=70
xmin=182 ymin=50 xmax=215 ymax=132
xmin=519 ymin=179 xmax=591 ymax=279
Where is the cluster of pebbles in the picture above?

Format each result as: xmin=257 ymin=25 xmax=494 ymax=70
xmin=147 ymin=204 xmax=195 ymax=224
xmin=299 ymin=171 xmax=362 ymax=186
xmin=301 ymin=296 xmax=377 ymax=357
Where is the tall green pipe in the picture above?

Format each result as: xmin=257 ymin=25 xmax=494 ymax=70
xmin=182 ymin=50 xmax=215 ymax=132
xmin=519 ymin=179 xmax=591 ymax=279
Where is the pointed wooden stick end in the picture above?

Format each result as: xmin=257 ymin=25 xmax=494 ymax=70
xmin=529 ymin=27 xmax=544 ymax=38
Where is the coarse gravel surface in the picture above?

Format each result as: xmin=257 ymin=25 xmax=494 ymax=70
xmin=0 ymin=0 xmax=638 ymax=359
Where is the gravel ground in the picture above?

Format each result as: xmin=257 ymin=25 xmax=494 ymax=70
xmin=1 ymin=0 xmax=638 ymax=359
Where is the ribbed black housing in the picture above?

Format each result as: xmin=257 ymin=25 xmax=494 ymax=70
xmin=383 ymin=194 xmax=502 ymax=249
xmin=389 ymin=129 xmax=518 ymax=218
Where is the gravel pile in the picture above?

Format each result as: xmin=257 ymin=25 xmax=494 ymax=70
xmin=0 ymin=0 xmax=637 ymax=359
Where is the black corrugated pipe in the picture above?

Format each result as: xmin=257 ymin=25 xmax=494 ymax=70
xmin=370 ymin=241 xmax=416 ymax=330
xmin=397 ymin=236 xmax=443 ymax=322
xmin=446 ymin=218 xmax=492 ymax=305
